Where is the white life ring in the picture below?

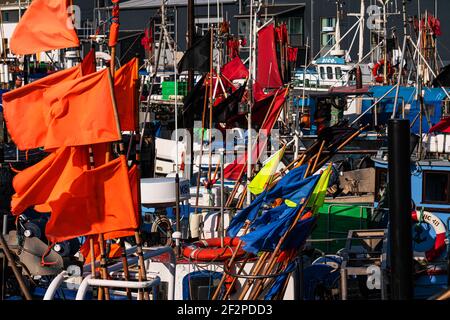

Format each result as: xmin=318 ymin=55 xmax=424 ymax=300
xmin=411 ymin=210 xmax=446 ymax=261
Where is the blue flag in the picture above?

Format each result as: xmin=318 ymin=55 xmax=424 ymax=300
xmin=264 ymin=262 xmax=296 ymax=300
xmin=226 ymin=191 xmax=266 ymax=238
xmin=281 ymin=216 xmax=317 ymax=250
xmin=240 ymin=172 xmax=319 ymax=255
xmin=226 ymin=165 xmax=314 ymax=239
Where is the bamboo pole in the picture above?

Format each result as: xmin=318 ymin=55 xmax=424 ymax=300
xmin=247 ymin=204 xmax=309 ymax=299
xmin=237 ymin=252 xmax=269 ymax=300
xmin=229 ymin=88 xmax=285 ymax=208
xmin=98 ymin=233 xmax=110 ymax=300
xmin=211 ymin=221 xmax=251 ymax=300
xmin=238 ymin=126 xmax=367 ymax=300
xmin=207 ymin=29 xmax=214 ymax=181
xmin=248 ymin=127 xmax=364 ymax=299
xmin=107 ymin=69 xmax=150 ymax=300
xmin=193 ymin=77 xmax=210 ymax=215
xmin=0 ymin=234 xmax=32 ymax=300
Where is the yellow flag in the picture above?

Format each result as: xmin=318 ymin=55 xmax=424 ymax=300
xmin=248 ymin=147 xmax=286 ymax=195
xmin=306 ymin=164 xmax=332 ymax=213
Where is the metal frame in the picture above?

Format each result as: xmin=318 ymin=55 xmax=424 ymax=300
xmin=44 ymin=245 xmax=176 ymax=300
xmin=339 ymin=229 xmax=387 ymax=300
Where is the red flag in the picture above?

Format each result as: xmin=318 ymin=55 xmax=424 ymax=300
xmin=224 ymin=89 xmax=288 ymax=180
xmin=288 ymin=47 xmax=298 ymax=62
xmin=429 ymin=117 xmax=450 ymax=133
xmin=109 ymin=0 xmax=120 ymax=47
xmin=222 ymin=57 xmax=249 ymax=82
xmin=81 ymin=49 xmax=96 ymax=76
xmin=257 ymin=24 xmax=283 ymax=89
xmin=141 ymin=27 xmax=153 ymax=52
xmin=45 ymin=155 xmax=138 ymax=243
xmin=114 ymin=58 xmax=138 ymax=131
xmin=10 ymin=0 xmax=80 ymax=55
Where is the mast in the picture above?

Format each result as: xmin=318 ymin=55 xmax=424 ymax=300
xmin=358 ymin=0 xmax=365 ymax=63
xmin=246 ymin=0 xmax=254 ymax=205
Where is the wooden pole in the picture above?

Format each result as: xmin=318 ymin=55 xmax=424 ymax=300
xmin=236 ymin=126 xmax=367 ymax=300
xmin=194 ymin=77 xmax=210 ymax=215
xmin=107 ymin=69 xmax=150 ymax=300
xmin=207 ymin=29 xmax=214 ymax=181
xmin=0 ymin=234 xmax=32 ymax=300
xmin=237 ymin=252 xmax=269 ymax=300
xmin=98 ymin=233 xmax=110 ymax=300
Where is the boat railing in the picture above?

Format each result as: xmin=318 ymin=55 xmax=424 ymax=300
xmin=43 ymin=245 xmax=176 ymax=300
xmin=75 ymin=275 xmax=161 ymax=300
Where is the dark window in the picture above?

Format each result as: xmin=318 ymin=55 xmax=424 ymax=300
xmin=336 ymin=67 xmax=342 ymax=79
xmin=327 ymin=66 xmax=333 ymax=80
xmin=423 ymin=171 xmax=450 ymax=204
xmin=320 ymin=67 xmax=325 ymax=80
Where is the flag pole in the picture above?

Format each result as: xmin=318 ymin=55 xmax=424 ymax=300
xmin=213 ymin=147 xmax=285 ymax=300
xmin=194 ymin=78 xmax=210 ymax=216
xmin=106 ymin=69 xmax=150 ymax=300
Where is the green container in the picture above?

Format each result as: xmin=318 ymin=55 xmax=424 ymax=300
xmin=161 ymin=81 xmax=188 ymax=100
xmin=311 ymin=203 xmax=370 ymax=254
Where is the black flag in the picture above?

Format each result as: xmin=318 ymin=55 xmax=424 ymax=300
xmin=213 ymin=81 xmax=247 ymax=123
xmin=433 ymin=64 xmax=450 ymax=88
xmin=178 ymin=30 xmax=211 ymax=74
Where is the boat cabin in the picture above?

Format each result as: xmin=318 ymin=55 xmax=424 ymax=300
xmin=293 ymin=56 xmax=354 ymax=91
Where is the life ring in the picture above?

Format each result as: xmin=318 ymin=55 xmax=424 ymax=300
xmin=411 ymin=210 xmax=446 ymax=261
xmin=182 ymin=237 xmax=246 ymax=262
xmin=372 ymin=60 xmax=394 ymax=83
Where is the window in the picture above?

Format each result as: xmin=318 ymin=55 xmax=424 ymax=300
xmin=320 ymin=67 xmax=325 ymax=80
xmin=336 ymin=67 xmax=342 ymax=80
xmin=238 ymin=19 xmax=250 ymax=44
xmin=321 ymin=17 xmax=336 ymax=48
xmin=278 ymin=17 xmax=304 ymax=47
xmin=423 ymin=171 xmax=450 ymax=204
xmin=327 ymin=66 xmax=333 ymax=80
xmin=195 ymin=17 xmax=221 ymax=37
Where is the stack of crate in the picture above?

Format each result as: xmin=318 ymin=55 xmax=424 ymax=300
xmin=161 ymin=81 xmax=187 ymax=100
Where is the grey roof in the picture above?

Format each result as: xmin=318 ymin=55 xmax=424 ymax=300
xmin=120 ymin=0 xmax=237 ymax=9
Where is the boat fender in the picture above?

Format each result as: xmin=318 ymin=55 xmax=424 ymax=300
xmin=412 ymin=210 xmax=446 ymax=261
xmin=182 ymin=237 xmax=246 ymax=262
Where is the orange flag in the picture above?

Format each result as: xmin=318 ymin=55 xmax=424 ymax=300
xmin=10 ymin=0 xmax=80 ymax=55
xmin=11 ymin=144 xmax=112 ymax=214
xmin=3 ymin=66 xmax=82 ymax=150
xmin=79 ymin=237 xmax=123 ymax=265
xmin=108 ymin=0 xmax=120 ymax=47
xmin=11 ymin=147 xmax=89 ymax=215
xmin=4 ymin=69 xmax=120 ymax=151
xmin=94 ymin=164 xmax=139 ymax=241
xmin=42 ymin=68 xmax=120 ymax=150
xmin=45 ymin=155 xmax=138 ymax=243
xmin=114 ymin=57 xmax=138 ymax=131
